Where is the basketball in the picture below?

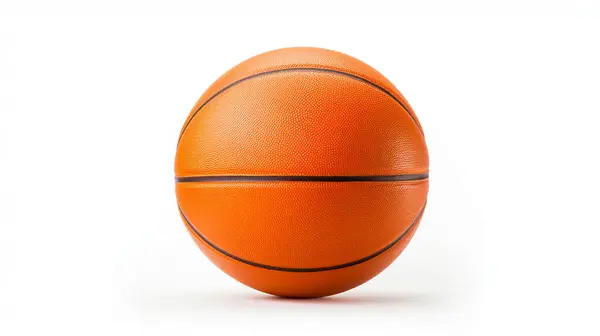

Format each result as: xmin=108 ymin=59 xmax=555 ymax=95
xmin=174 ymin=47 xmax=429 ymax=298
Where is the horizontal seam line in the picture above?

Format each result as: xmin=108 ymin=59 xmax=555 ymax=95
xmin=178 ymin=204 xmax=425 ymax=273
xmin=175 ymin=173 xmax=429 ymax=183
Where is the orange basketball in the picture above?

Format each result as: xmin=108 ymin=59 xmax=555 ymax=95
xmin=175 ymin=47 xmax=429 ymax=298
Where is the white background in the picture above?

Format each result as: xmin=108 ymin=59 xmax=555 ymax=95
xmin=2 ymin=2 xmax=600 ymax=335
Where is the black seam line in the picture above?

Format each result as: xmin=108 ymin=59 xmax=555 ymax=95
xmin=177 ymin=67 xmax=423 ymax=145
xmin=175 ymin=173 xmax=429 ymax=183
xmin=178 ymin=203 xmax=425 ymax=273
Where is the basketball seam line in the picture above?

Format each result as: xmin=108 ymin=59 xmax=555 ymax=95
xmin=177 ymin=67 xmax=423 ymax=145
xmin=175 ymin=173 xmax=429 ymax=183
xmin=178 ymin=203 xmax=425 ymax=273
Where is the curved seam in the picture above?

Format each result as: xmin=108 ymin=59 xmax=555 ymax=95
xmin=177 ymin=67 xmax=423 ymax=145
xmin=178 ymin=203 xmax=425 ymax=273
xmin=175 ymin=173 xmax=429 ymax=183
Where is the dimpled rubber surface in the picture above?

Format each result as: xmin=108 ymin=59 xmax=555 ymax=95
xmin=175 ymin=47 xmax=429 ymax=298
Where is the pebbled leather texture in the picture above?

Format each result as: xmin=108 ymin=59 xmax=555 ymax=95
xmin=181 ymin=208 xmax=424 ymax=298
xmin=175 ymin=47 xmax=429 ymax=298
xmin=175 ymin=70 xmax=427 ymax=176
xmin=177 ymin=180 xmax=427 ymax=269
